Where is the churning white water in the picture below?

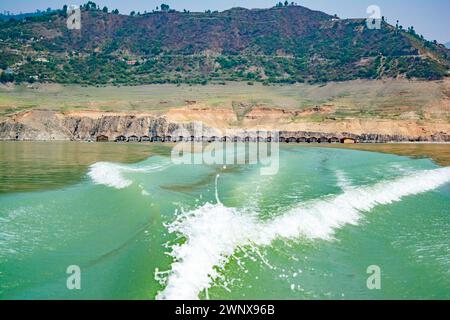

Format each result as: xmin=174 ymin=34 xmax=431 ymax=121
xmin=157 ymin=167 xmax=450 ymax=300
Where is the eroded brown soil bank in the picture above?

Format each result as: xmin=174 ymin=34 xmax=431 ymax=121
xmin=1 ymin=108 xmax=449 ymax=143
xmin=0 ymin=108 xmax=450 ymax=142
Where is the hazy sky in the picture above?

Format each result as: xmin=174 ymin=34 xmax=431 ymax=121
xmin=0 ymin=0 xmax=448 ymax=43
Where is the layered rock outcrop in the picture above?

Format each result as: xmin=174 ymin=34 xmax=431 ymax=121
xmin=0 ymin=109 xmax=449 ymax=143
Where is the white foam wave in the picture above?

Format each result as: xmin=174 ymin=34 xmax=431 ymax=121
xmin=335 ymin=170 xmax=352 ymax=191
xmin=88 ymin=162 xmax=133 ymax=189
xmin=157 ymin=204 xmax=257 ymax=300
xmin=88 ymin=160 xmax=171 ymax=189
xmin=157 ymin=167 xmax=450 ymax=300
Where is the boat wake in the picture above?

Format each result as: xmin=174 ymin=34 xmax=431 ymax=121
xmin=156 ymin=167 xmax=450 ymax=300
xmin=88 ymin=159 xmax=172 ymax=189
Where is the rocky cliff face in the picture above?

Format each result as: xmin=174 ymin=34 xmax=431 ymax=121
xmin=0 ymin=110 xmax=173 ymax=141
xmin=0 ymin=109 xmax=449 ymax=143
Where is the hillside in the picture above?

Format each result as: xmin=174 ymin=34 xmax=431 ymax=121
xmin=1 ymin=78 xmax=449 ymax=142
xmin=0 ymin=3 xmax=449 ymax=85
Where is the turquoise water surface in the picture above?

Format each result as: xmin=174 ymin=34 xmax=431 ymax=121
xmin=0 ymin=144 xmax=449 ymax=299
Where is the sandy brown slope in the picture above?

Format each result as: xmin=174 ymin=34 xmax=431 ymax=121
xmin=0 ymin=79 xmax=449 ymax=141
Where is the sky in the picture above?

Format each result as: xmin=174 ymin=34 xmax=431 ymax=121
xmin=0 ymin=0 xmax=448 ymax=44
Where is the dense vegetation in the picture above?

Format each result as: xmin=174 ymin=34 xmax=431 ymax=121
xmin=0 ymin=2 xmax=449 ymax=85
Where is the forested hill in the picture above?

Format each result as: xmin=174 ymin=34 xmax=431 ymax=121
xmin=0 ymin=2 xmax=449 ymax=85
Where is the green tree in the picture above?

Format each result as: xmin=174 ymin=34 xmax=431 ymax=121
xmin=161 ymin=4 xmax=170 ymax=12
xmin=102 ymin=6 xmax=108 ymax=13
xmin=85 ymin=1 xmax=97 ymax=11
xmin=0 ymin=72 xmax=14 ymax=83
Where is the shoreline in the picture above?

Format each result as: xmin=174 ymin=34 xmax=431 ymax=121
xmin=1 ymin=140 xmax=449 ymax=166
xmin=2 ymin=79 xmax=450 ymax=144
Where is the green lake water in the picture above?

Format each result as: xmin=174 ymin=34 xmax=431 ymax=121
xmin=0 ymin=142 xmax=449 ymax=300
